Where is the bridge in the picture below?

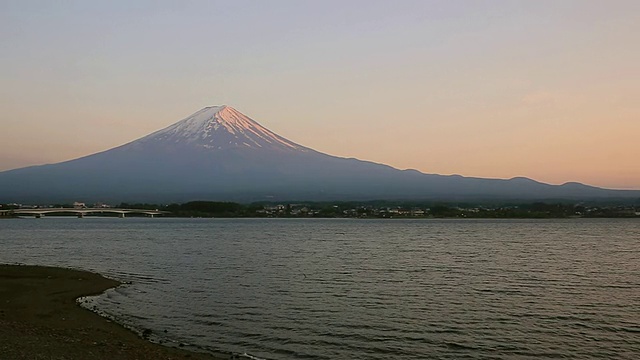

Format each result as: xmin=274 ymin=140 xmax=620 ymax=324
xmin=6 ymin=208 xmax=169 ymax=218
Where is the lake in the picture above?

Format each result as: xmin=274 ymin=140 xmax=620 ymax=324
xmin=1 ymin=218 xmax=639 ymax=359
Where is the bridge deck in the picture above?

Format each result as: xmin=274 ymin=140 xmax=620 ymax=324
xmin=10 ymin=208 xmax=169 ymax=216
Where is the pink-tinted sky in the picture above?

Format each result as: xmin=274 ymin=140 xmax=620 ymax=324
xmin=1 ymin=0 xmax=638 ymax=189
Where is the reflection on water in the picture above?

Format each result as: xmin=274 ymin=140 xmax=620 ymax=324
xmin=2 ymin=218 xmax=639 ymax=359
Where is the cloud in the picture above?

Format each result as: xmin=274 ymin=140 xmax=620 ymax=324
xmin=521 ymin=91 xmax=557 ymax=107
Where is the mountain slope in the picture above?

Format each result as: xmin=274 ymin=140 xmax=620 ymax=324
xmin=0 ymin=105 xmax=638 ymax=203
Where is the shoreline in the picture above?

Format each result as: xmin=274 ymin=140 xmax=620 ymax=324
xmin=0 ymin=264 xmax=227 ymax=360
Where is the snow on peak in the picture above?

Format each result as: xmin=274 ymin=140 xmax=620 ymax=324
xmin=139 ymin=105 xmax=307 ymax=152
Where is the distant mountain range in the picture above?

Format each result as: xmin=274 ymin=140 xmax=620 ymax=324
xmin=1 ymin=105 xmax=638 ymax=204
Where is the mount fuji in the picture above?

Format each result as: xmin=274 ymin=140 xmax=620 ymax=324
xmin=0 ymin=105 xmax=637 ymax=203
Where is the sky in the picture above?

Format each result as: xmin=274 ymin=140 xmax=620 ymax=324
xmin=1 ymin=0 xmax=638 ymax=189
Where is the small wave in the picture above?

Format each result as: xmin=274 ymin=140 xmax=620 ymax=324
xmin=236 ymin=353 xmax=268 ymax=360
xmin=107 ymin=270 xmax=171 ymax=284
xmin=444 ymin=342 xmax=479 ymax=350
xmin=240 ymin=353 xmax=267 ymax=360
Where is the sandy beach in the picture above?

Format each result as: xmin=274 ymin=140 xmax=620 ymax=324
xmin=0 ymin=264 xmax=227 ymax=360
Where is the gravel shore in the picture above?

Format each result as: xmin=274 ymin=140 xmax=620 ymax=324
xmin=0 ymin=264 xmax=227 ymax=360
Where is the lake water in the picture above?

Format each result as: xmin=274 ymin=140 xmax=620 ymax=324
xmin=1 ymin=218 xmax=639 ymax=359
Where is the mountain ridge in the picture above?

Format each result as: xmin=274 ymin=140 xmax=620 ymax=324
xmin=0 ymin=105 xmax=638 ymax=203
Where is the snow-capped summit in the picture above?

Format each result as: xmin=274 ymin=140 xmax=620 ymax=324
xmin=138 ymin=105 xmax=307 ymax=152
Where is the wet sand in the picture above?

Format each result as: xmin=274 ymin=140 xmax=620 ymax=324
xmin=0 ymin=264 xmax=226 ymax=360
